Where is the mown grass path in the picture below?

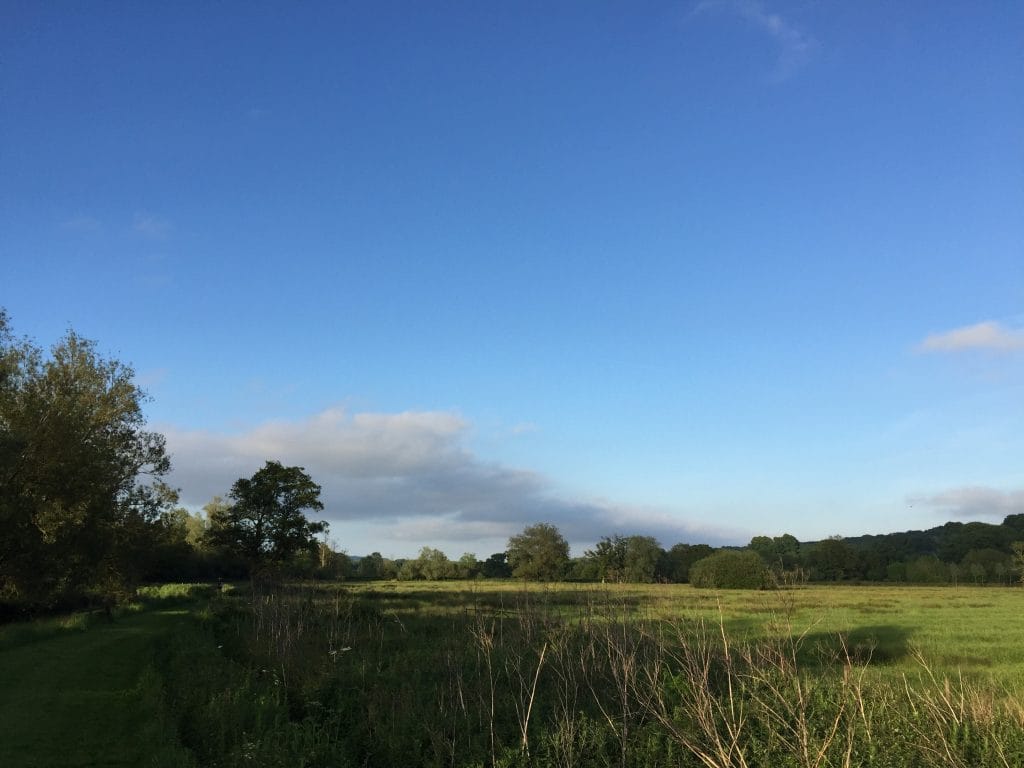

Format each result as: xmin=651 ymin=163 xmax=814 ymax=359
xmin=0 ymin=608 xmax=190 ymax=768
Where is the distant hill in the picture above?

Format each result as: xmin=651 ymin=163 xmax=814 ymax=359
xmin=829 ymin=514 xmax=1024 ymax=560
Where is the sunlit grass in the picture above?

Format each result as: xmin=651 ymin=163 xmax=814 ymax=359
xmin=203 ymin=579 xmax=1024 ymax=766
xmin=310 ymin=580 xmax=1024 ymax=686
xmin=10 ymin=580 xmax=1017 ymax=767
xmin=136 ymin=582 xmax=218 ymax=602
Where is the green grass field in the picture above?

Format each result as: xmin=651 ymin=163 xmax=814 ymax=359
xmin=329 ymin=580 xmax=1024 ymax=684
xmin=2 ymin=582 xmax=1023 ymax=767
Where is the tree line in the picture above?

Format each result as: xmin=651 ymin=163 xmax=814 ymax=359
xmin=3 ymin=312 xmax=1023 ymax=616
xmin=333 ymin=520 xmax=1024 ymax=588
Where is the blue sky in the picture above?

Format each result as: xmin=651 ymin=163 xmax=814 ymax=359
xmin=2 ymin=1 xmax=1022 ymax=557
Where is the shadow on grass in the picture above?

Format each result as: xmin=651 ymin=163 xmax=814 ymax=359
xmin=0 ymin=611 xmax=100 ymax=652
xmin=799 ymin=624 xmax=913 ymax=666
xmin=0 ymin=584 xmax=217 ymax=653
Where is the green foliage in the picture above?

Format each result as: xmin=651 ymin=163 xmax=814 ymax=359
xmin=658 ymin=543 xmax=715 ymax=583
xmin=689 ymin=549 xmax=770 ymax=589
xmin=507 ymin=523 xmax=569 ymax=581
xmin=481 ymin=551 xmax=512 ymax=578
xmin=0 ymin=311 xmax=175 ymax=608
xmin=622 ymin=535 xmax=662 ymax=582
xmin=937 ymin=520 xmax=1013 ymax=562
xmin=905 ymin=555 xmax=950 ymax=584
xmin=748 ymin=533 xmax=801 ymax=571
xmin=584 ymin=535 xmax=628 ymax=581
xmin=200 ymin=496 xmax=231 ymax=543
xmin=566 ymin=554 xmax=599 ymax=581
xmin=137 ymin=583 xmax=218 ymax=604
xmin=838 ymin=516 xmax=1024 ymax=582
xmin=1013 ymin=541 xmax=1024 ymax=585
xmin=398 ymin=546 xmax=456 ymax=580
xmin=207 ymin=461 xmax=326 ymax=572
xmin=886 ymin=561 xmax=906 ymax=582
xmin=959 ymin=547 xmax=1012 ymax=584
xmin=455 ymin=552 xmax=480 ymax=578
xmin=805 ymin=536 xmax=856 ymax=581
xmin=357 ymin=551 xmax=387 ymax=579
xmin=586 ymin=535 xmax=664 ymax=583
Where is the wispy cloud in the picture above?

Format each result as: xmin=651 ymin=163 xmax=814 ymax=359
xmin=60 ymin=214 xmax=103 ymax=233
xmin=909 ymin=486 xmax=1024 ymax=520
xmin=918 ymin=321 xmax=1024 ymax=353
xmin=162 ymin=407 xmax=740 ymax=554
xmin=132 ymin=212 xmax=172 ymax=238
xmin=693 ymin=0 xmax=819 ymax=81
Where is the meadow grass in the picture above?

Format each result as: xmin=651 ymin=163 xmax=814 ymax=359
xmin=322 ymin=580 xmax=1024 ymax=685
xmin=4 ymin=581 xmax=1023 ymax=767
xmin=177 ymin=579 xmax=1023 ymax=767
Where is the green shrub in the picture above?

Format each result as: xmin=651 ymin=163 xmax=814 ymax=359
xmin=137 ymin=583 xmax=217 ymax=604
xmin=689 ymin=550 xmax=769 ymax=589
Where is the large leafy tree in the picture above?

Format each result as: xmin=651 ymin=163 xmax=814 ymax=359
xmin=480 ymin=551 xmax=511 ymax=578
xmin=584 ymin=534 xmax=663 ymax=583
xmin=585 ymin=535 xmax=628 ymax=582
xmin=209 ymin=461 xmax=326 ymax=571
xmin=748 ymin=533 xmax=801 ymax=571
xmin=357 ymin=551 xmax=386 ymax=579
xmin=623 ymin=535 xmax=663 ymax=583
xmin=806 ymin=536 xmax=857 ymax=581
xmin=507 ymin=522 xmax=569 ymax=581
xmin=0 ymin=310 xmax=174 ymax=604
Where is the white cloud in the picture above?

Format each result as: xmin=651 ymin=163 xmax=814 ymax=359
xmin=162 ymin=407 xmax=740 ymax=554
xmin=693 ymin=0 xmax=819 ymax=81
xmin=918 ymin=321 xmax=1024 ymax=353
xmin=132 ymin=212 xmax=172 ymax=238
xmin=909 ymin=486 xmax=1024 ymax=520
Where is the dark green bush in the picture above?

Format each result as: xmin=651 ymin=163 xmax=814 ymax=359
xmin=689 ymin=549 xmax=770 ymax=589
